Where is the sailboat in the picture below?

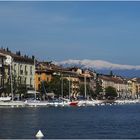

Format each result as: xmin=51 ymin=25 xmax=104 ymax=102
xmin=77 ymin=75 xmax=87 ymax=106
xmin=78 ymin=74 xmax=102 ymax=106
xmin=56 ymin=74 xmax=78 ymax=107
xmin=67 ymin=75 xmax=79 ymax=106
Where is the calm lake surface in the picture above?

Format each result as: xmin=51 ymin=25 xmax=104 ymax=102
xmin=0 ymin=104 xmax=140 ymax=139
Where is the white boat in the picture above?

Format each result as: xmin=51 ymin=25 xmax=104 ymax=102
xmin=78 ymin=99 xmax=102 ymax=106
xmin=24 ymin=100 xmax=49 ymax=106
xmin=0 ymin=101 xmax=25 ymax=107
xmin=0 ymin=97 xmax=11 ymax=102
xmin=115 ymin=99 xmax=139 ymax=105
xmin=86 ymin=100 xmax=102 ymax=106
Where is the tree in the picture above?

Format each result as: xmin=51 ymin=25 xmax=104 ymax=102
xmin=16 ymin=84 xmax=27 ymax=99
xmin=12 ymin=75 xmax=27 ymax=99
xmin=95 ymin=80 xmax=103 ymax=95
xmin=39 ymin=75 xmax=69 ymax=98
xmin=105 ymin=86 xmax=117 ymax=99
xmin=4 ymin=75 xmax=27 ymax=100
xmin=79 ymin=83 xmax=95 ymax=98
xmin=4 ymin=82 xmax=11 ymax=95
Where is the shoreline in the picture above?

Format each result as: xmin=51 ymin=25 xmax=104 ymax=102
xmin=0 ymin=99 xmax=139 ymax=108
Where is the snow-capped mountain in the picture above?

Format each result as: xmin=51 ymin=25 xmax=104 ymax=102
xmin=55 ymin=59 xmax=140 ymax=77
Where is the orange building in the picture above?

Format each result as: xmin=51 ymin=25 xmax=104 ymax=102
xmin=35 ymin=70 xmax=52 ymax=91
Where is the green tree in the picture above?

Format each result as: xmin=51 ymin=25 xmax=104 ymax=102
xmin=79 ymin=83 xmax=95 ymax=98
xmin=13 ymin=76 xmax=18 ymax=94
xmin=16 ymin=84 xmax=27 ymax=99
xmin=105 ymin=86 xmax=117 ymax=99
xmin=39 ymin=75 xmax=69 ymax=97
xmin=95 ymin=80 xmax=103 ymax=95
xmin=4 ymin=82 xmax=11 ymax=95
xmin=95 ymin=74 xmax=103 ymax=98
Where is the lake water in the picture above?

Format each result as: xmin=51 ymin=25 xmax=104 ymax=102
xmin=0 ymin=104 xmax=140 ymax=139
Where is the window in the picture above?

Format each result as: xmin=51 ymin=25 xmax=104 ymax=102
xmin=47 ymin=77 xmax=49 ymax=82
xmin=19 ymin=77 xmax=21 ymax=84
xmin=38 ymin=84 xmax=41 ymax=90
xmin=25 ymin=78 xmax=27 ymax=84
xmin=30 ymin=78 xmax=32 ymax=86
xmin=14 ymin=64 xmax=16 ymax=74
xmin=20 ymin=65 xmax=23 ymax=75
xmin=25 ymin=65 xmax=28 ymax=75
xmin=38 ymin=77 xmax=41 ymax=81
xmin=30 ymin=66 xmax=32 ymax=75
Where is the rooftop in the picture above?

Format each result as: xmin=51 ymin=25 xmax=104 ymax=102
xmin=0 ymin=48 xmax=34 ymax=64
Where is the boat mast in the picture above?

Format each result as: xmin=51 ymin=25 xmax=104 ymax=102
xmin=84 ymin=74 xmax=87 ymax=99
xmin=6 ymin=55 xmax=13 ymax=101
xmin=61 ymin=73 xmax=63 ymax=98
xmin=10 ymin=59 xmax=13 ymax=101
xmin=69 ymin=75 xmax=71 ymax=100
xmin=34 ymin=57 xmax=36 ymax=100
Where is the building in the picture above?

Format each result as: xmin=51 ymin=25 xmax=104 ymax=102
xmin=0 ymin=49 xmax=35 ymax=89
xmin=35 ymin=61 xmax=63 ymax=91
xmin=62 ymin=70 xmax=79 ymax=97
xmin=129 ymin=78 xmax=140 ymax=98
xmin=35 ymin=69 xmax=52 ymax=91
xmin=0 ymin=53 xmax=7 ymax=95
xmin=99 ymin=74 xmax=129 ymax=98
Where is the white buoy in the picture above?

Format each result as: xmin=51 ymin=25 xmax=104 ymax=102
xmin=35 ymin=130 xmax=44 ymax=139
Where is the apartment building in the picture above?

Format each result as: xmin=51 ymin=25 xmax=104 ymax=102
xmin=99 ymin=74 xmax=129 ymax=98
xmin=62 ymin=70 xmax=79 ymax=97
xmin=35 ymin=69 xmax=52 ymax=91
xmin=0 ymin=53 xmax=7 ymax=94
xmin=35 ymin=61 xmax=62 ymax=91
xmin=128 ymin=78 xmax=140 ymax=98
xmin=0 ymin=49 xmax=35 ymax=88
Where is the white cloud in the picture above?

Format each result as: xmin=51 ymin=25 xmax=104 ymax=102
xmin=55 ymin=59 xmax=140 ymax=70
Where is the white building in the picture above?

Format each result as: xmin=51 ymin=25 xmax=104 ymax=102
xmin=0 ymin=49 xmax=35 ymax=88
xmin=99 ymin=74 xmax=129 ymax=98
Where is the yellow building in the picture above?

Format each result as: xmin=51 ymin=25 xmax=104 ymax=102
xmin=35 ymin=61 xmax=61 ymax=91
xmin=130 ymin=78 xmax=140 ymax=98
xmin=128 ymin=79 xmax=138 ymax=98
xmin=62 ymin=71 xmax=80 ymax=97
xmin=35 ymin=70 xmax=52 ymax=91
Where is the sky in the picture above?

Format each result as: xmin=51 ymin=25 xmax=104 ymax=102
xmin=0 ymin=1 xmax=140 ymax=65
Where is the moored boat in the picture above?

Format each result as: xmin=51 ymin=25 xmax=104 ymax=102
xmin=0 ymin=97 xmax=11 ymax=102
xmin=69 ymin=101 xmax=78 ymax=106
xmin=24 ymin=100 xmax=49 ymax=106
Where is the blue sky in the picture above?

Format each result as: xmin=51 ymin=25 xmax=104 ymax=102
xmin=0 ymin=1 xmax=140 ymax=65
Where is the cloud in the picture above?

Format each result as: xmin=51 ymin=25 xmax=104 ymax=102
xmin=55 ymin=59 xmax=140 ymax=70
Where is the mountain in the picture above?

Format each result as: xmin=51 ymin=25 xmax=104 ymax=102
xmin=55 ymin=59 xmax=140 ymax=78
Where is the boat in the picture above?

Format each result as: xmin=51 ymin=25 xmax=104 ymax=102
xmin=59 ymin=97 xmax=78 ymax=106
xmin=0 ymin=97 xmax=11 ymax=102
xmin=0 ymin=101 xmax=25 ymax=107
xmin=69 ymin=101 xmax=78 ymax=106
xmin=24 ymin=100 xmax=49 ymax=107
